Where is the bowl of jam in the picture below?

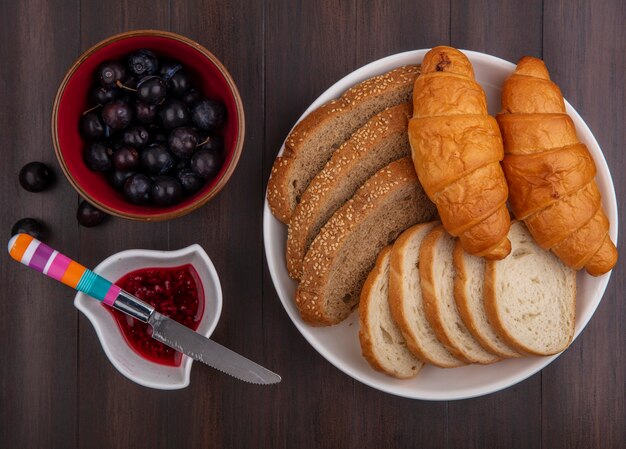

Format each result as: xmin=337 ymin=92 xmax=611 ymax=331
xmin=74 ymin=244 xmax=222 ymax=389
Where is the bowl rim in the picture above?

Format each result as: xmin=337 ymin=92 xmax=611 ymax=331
xmin=52 ymin=29 xmax=245 ymax=221
xmin=74 ymin=243 xmax=223 ymax=389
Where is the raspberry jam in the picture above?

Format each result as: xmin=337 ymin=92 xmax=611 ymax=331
xmin=105 ymin=264 xmax=204 ymax=366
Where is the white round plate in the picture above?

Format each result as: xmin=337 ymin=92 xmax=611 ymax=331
xmin=263 ymin=49 xmax=618 ymax=400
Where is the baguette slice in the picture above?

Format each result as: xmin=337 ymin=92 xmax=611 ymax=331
xmin=389 ymin=222 xmax=465 ymax=368
xmin=268 ymin=65 xmax=420 ymax=223
xmin=359 ymin=246 xmax=424 ymax=378
xmin=287 ymin=103 xmax=412 ymax=279
xmin=484 ymin=221 xmax=576 ymax=355
xmin=296 ymin=157 xmax=437 ymax=326
xmin=419 ymin=226 xmax=500 ymax=364
xmin=453 ymin=242 xmax=521 ymax=358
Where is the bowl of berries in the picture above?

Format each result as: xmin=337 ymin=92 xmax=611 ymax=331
xmin=52 ymin=30 xmax=245 ymax=220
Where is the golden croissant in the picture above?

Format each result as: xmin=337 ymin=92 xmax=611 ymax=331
xmin=408 ymin=46 xmax=511 ymax=259
xmin=497 ymin=56 xmax=617 ymax=276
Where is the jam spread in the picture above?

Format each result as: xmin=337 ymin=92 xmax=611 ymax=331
xmin=105 ymin=264 xmax=204 ymax=366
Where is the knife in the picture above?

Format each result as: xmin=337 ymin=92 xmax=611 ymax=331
xmin=8 ymin=233 xmax=281 ymax=385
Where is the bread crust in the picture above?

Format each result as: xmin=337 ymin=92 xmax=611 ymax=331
xmin=267 ymin=65 xmax=420 ymax=223
xmin=418 ymin=226 xmax=474 ymax=363
xmin=483 ymin=221 xmax=577 ymax=356
xmin=497 ymin=56 xmax=617 ymax=275
xmin=503 ymin=144 xmax=597 ymax=219
xmin=286 ymin=103 xmax=411 ymax=280
xmin=295 ymin=158 xmax=436 ymax=326
xmin=452 ymin=241 xmax=520 ymax=358
xmin=483 ymin=254 xmax=533 ymax=355
xmin=388 ymin=222 xmax=465 ymax=368
xmin=525 ymin=182 xmax=600 ymax=248
xmin=359 ymin=246 xmax=423 ymax=379
xmin=409 ymin=46 xmax=511 ymax=259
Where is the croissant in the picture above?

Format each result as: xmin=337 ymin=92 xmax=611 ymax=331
xmin=408 ymin=46 xmax=511 ymax=259
xmin=497 ymin=56 xmax=617 ymax=276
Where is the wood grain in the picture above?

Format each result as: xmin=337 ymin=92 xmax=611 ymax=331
xmin=76 ymin=2 xmax=171 ymax=449
xmin=351 ymin=2 xmax=450 ymax=448
xmin=447 ymin=2 xmax=544 ymax=448
xmin=262 ymin=2 xmax=361 ymax=448
xmin=0 ymin=1 xmax=80 ymax=448
xmin=0 ymin=1 xmax=624 ymax=448
xmin=169 ymin=0 xmax=268 ymax=447
xmin=542 ymin=1 xmax=626 ymax=448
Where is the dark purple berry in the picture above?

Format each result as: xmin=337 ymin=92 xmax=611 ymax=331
xmin=76 ymin=200 xmax=108 ymax=227
xmin=168 ymin=127 xmax=199 ymax=158
xmin=197 ymin=133 xmax=224 ymax=152
xmin=191 ymin=148 xmax=222 ymax=179
xmin=140 ymin=143 xmax=176 ymax=175
xmin=158 ymin=59 xmax=182 ymax=81
xmin=151 ymin=176 xmax=183 ymax=206
xmin=128 ymin=49 xmax=158 ymax=77
xmin=113 ymin=146 xmax=140 ymax=170
xmin=169 ymin=70 xmax=190 ymax=96
xmin=122 ymin=126 xmax=150 ymax=148
xmin=175 ymin=158 xmax=191 ymax=171
xmin=181 ymin=88 xmax=201 ymax=105
xmin=84 ymin=142 xmax=113 ymax=172
xmin=158 ymin=99 xmax=189 ymax=129
xmin=135 ymin=101 xmax=158 ymax=124
xmin=97 ymin=60 xmax=126 ymax=87
xmin=191 ymin=99 xmax=226 ymax=130
xmin=107 ymin=169 xmax=135 ymax=189
xmin=91 ymin=86 xmax=118 ymax=105
xmin=80 ymin=111 xmax=105 ymax=139
xmin=136 ymin=76 xmax=167 ymax=105
xmin=123 ymin=174 xmax=152 ymax=204
xmin=11 ymin=218 xmax=46 ymax=240
xmin=101 ymin=100 xmax=133 ymax=129
xmin=19 ymin=162 xmax=53 ymax=192
xmin=177 ymin=168 xmax=205 ymax=194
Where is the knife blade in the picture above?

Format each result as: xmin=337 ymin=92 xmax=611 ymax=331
xmin=8 ymin=233 xmax=281 ymax=385
xmin=149 ymin=312 xmax=281 ymax=384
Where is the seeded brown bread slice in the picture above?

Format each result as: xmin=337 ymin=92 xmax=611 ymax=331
xmin=286 ymin=103 xmax=412 ymax=279
xmin=484 ymin=221 xmax=576 ymax=355
xmin=296 ymin=157 xmax=437 ymax=326
xmin=419 ymin=226 xmax=500 ymax=364
xmin=359 ymin=246 xmax=424 ymax=378
xmin=453 ymin=241 xmax=521 ymax=358
xmin=268 ymin=65 xmax=421 ymax=223
xmin=388 ymin=222 xmax=465 ymax=368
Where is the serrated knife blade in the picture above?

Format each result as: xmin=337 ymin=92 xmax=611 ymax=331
xmin=7 ymin=234 xmax=281 ymax=386
xmin=149 ymin=312 xmax=281 ymax=385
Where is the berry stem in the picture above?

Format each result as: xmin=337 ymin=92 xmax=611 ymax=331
xmin=116 ymin=80 xmax=137 ymax=92
xmin=82 ymin=104 xmax=102 ymax=115
xmin=196 ymin=137 xmax=211 ymax=147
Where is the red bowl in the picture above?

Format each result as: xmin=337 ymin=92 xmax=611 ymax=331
xmin=52 ymin=30 xmax=245 ymax=221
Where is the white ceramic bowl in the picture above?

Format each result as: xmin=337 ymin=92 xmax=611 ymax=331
xmin=75 ymin=244 xmax=222 ymax=389
xmin=263 ymin=49 xmax=618 ymax=400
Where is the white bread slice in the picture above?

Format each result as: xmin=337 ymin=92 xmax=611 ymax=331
xmin=268 ymin=65 xmax=420 ymax=223
xmin=359 ymin=246 xmax=424 ymax=378
xmin=453 ymin=241 xmax=521 ymax=358
xmin=296 ymin=157 xmax=437 ymax=326
xmin=388 ymin=222 xmax=465 ymax=368
xmin=286 ymin=103 xmax=412 ymax=280
xmin=419 ymin=226 xmax=500 ymax=364
xmin=484 ymin=221 xmax=576 ymax=355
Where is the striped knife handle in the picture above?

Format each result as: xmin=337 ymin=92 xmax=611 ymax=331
xmin=8 ymin=233 xmax=122 ymax=306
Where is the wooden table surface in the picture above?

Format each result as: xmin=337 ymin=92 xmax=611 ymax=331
xmin=1 ymin=0 xmax=624 ymax=448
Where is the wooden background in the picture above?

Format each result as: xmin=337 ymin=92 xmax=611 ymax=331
xmin=1 ymin=0 xmax=624 ymax=448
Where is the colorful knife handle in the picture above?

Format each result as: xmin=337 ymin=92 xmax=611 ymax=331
xmin=8 ymin=233 xmax=121 ymax=306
